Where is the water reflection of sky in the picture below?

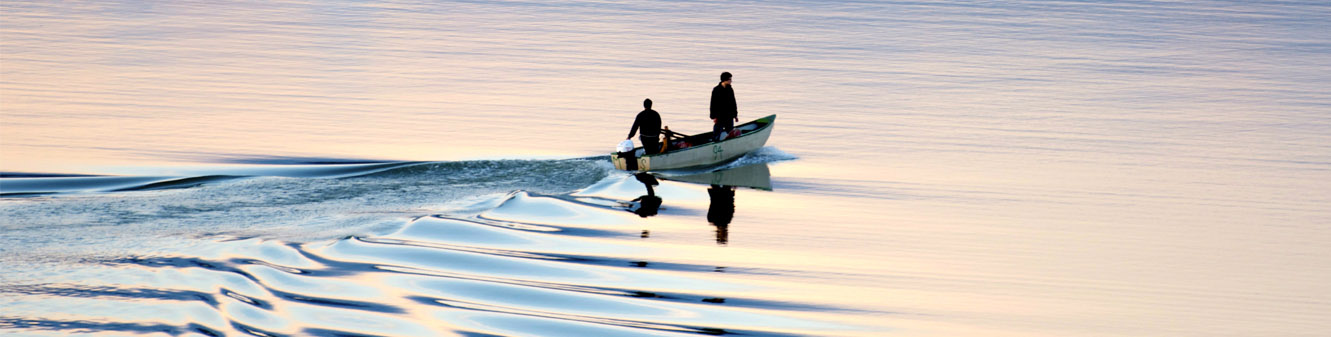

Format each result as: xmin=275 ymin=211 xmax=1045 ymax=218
xmin=3 ymin=1 xmax=1330 ymax=336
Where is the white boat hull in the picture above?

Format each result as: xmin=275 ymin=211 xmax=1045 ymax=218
xmin=611 ymin=115 xmax=775 ymax=171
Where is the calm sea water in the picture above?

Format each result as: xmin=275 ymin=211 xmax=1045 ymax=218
xmin=3 ymin=1 xmax=1330 ymax=336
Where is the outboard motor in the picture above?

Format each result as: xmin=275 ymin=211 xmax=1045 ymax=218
xmin=616 ymin=139 xmax=638 ymax=171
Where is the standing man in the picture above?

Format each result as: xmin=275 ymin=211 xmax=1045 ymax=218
xmin=627 ymin=98 xmax=662 ymax=154
xmin=710 ymin=72 xmax=738 ymax=142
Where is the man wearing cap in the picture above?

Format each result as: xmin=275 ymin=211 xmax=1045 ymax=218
xmin=627 ymin=98 xmax=663 ymax=154
xmin=710 ymin=72 xmax=738 ymax=142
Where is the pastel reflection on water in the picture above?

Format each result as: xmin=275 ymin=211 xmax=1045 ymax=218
xmin=5 ymin=0 xmax=1327 ymax=335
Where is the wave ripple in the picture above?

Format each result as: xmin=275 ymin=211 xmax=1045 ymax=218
xmin=1 ymin=154 xmax=878 ymax=336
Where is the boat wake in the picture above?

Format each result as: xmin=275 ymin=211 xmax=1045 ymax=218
xmin=0 ymin=148 xmax=877 ymax=336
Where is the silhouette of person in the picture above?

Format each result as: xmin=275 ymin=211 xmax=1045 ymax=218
xmin=709 ymin=72 xmax=738 ymax=142
xmin=707 ymin=184 xmax=735 ymax=245
xmin=627 ymin=98 xmax=663 ymax=154
xmin=629 ymin=173 xmax=662 ymax=217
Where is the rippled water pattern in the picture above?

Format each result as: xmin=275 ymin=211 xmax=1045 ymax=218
xmin=4 ymin=1 xmax=1331 ymax=336
xmin=3 ymin=158 xmax=886 ymax=336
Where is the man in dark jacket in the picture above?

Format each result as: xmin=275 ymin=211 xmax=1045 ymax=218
xmin=709 ymin=72 xmax=738 ymax=142
xmin=627 ymin=98 xmax=662 ymax=154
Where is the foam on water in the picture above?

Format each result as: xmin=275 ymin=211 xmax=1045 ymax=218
xmin=0 ymin=159 xmax=609 ymax=265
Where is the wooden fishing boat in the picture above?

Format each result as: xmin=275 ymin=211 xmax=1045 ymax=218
xmin=612 ymin=114 xmax=775 ymax=171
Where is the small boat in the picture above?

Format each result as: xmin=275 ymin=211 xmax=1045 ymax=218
xmin=612 ymin=115 xmax=775 ymax=171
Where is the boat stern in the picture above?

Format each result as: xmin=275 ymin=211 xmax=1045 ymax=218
xmin=610 ymin=152 xmax=647 ymax=171
xmin=610 ymin=152 xmax=627 ymax=170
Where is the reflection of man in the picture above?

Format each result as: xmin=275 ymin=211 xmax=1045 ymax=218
xmin=632 ymin=195 xmax=662 ymax=217
xmin=707 ymin=185 xmax=735 ymax=245
xmin=630 ymin=173 xmax=662 ymax=217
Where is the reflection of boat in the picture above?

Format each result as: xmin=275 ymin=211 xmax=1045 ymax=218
xmin=656 ymin=162 xmax=772 ymax=191
xmin=664 ymin=163 xmax=772 ymax=245
xmin=611 ymin=115 xmax=776 ymax=171
xmin=620 ymin=163 xmax=774 ymax=245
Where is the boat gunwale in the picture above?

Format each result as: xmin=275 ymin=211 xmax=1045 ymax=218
xmin=634 ymin=114 xmax=776 ymax=159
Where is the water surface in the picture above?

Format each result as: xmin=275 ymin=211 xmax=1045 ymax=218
xmin=3 ymin=1 xmax=1330 ymax=336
